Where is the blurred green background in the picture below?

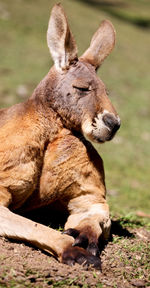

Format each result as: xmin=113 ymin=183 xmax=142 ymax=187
xmin=0 ymin=0 xmax=150 ymax=218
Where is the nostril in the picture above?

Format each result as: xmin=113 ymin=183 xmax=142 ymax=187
xmin=113 ymin=121 xmax=120 ymax=133
xmin=103 ymin=114 xmax=115 ymax=129
xmin=103 ymin=114 xmax=120 ymax=131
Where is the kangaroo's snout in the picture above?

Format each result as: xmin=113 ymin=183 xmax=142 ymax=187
xmin=102 ymin=113 xmax=120 ymax=134
xmin=82 ymin=110 xmax=120 ymax=144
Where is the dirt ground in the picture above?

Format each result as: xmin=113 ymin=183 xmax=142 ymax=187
xmin=0 ymin=215 xmax=149 ymax=288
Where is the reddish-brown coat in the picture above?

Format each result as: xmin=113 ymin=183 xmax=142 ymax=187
xmin=0 ymin=4 xmax=120 ymax=268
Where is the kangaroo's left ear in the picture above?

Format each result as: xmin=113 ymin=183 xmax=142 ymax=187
xmin=80 ymin=20 xmax=116 ymax=69
xmin=47 ymin=4 xmax=78 ymax=72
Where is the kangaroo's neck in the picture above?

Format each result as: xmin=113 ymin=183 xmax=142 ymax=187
xmin=28 ymin=68 xmax=63 ymax=144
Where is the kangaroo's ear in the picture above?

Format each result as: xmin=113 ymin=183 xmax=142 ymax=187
xmin=80 ymin=20 xmax=115 ymax=69
xmin=47 ymin=4 xmax=78 ymax=72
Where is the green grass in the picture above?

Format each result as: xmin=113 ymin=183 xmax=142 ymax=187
xmin=115 ymin=213 xmax=150 ymax=229
xmin=0 ymin=0 xmax=150 ymax=218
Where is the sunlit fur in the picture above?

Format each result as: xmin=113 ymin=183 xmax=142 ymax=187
xmin=0 ymin=4 xmax=120 ymax=267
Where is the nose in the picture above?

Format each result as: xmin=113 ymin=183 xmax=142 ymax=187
xmin=103 ymin=113 xmax=120 ymax=133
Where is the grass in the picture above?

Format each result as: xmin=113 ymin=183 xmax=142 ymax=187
xmin=0 ymin=0 xmax=150 ymax=220
xmin=109 ymin=238 xmax=150 ymax=283
xmin=0 ymin=275 xmax=102 ymax=288
xmin=112 ymin=213 xmax=150 ymax=230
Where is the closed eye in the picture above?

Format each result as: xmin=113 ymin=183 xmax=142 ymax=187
xmin=73 ymin=85 xmax=92 ymax=92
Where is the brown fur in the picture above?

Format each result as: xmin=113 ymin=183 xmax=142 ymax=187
xmin=0 ymin=4 xmax=120 ymax=268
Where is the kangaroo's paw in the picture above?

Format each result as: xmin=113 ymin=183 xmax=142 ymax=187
xmin=63 ymin=227 xmax=100 ymax=257
xmin=62 ymin=245 xmax=101 ymax=270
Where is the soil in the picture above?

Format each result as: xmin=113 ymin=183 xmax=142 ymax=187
xmin=0 ymin=214 xmax=149 ymax=288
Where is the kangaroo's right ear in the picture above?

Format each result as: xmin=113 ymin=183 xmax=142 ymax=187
xmin=47 ymin=4 xmax=78 ymax=72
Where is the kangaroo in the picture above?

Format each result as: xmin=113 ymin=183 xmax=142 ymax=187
xmin=0 ymin=4 xmax=120 ymax=269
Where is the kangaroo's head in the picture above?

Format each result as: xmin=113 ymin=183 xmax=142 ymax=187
xmin=46 ymin=4 xmax=120 ymax=144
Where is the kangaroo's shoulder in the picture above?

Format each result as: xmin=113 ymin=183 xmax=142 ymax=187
xmin=0 ymin=101 xmax=41 ymax=149
xmin=0 ymin=102 xmax=31 ymax=128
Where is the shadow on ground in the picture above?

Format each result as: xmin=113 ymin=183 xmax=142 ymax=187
xmin=20 ymin=205 xmax=135 ymax=253
xmin=74 ymin=0 xmax=150 ymax=28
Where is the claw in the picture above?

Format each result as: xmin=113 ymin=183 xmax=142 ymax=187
xmin=62 ymin=246 xmax=101 ymax=270
xmin=87 ymin=242 xmax=100 ymax=257
xmin=63 ymin=227 xmax=101 ymax=263
xmin=62 ymin=228 xmax=79 ymax=238
xmin=72 ymin=233 xmax=88 ymax=249
xmin=86 ymin=254 xmax=101 ymax=269
xmin=65 ymin=258 xmax=75 ymax=267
